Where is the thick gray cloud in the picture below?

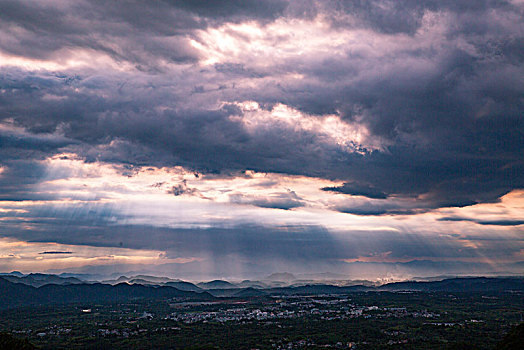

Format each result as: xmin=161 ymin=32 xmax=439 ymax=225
xmin=438 ymin=217 xmax=524 ymax=226
xmin=322 ymin=182 xmax=388 ymax=199
xmin=0 ymin=0 xmax=288 ymax=68
xmin=0 ymin=0 xmax=522 ymax=214
xmin=167 ymin=180 xmax=199 ymax=197
xmin=324 ymin=0 xmax=519 ymax=34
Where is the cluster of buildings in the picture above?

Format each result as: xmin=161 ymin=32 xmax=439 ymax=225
xmin=165 ymin=295 xmax=441 ymax=324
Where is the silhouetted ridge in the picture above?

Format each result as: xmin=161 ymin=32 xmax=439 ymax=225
xmin=197 ymin=280 xmax=236 ymax=289
xmin=0 ymin=277 xmax=213 ymax=310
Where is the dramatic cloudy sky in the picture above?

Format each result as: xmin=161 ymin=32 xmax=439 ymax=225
xmin=0 ymin=0 xmax=523 ymax=280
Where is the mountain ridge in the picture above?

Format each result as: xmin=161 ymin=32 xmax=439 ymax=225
xmin=1 ymin=276 xmax=523 ymax=309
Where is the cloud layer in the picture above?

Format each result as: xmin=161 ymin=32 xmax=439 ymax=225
xmin=0 ymin=0 xmax=522 ymax=277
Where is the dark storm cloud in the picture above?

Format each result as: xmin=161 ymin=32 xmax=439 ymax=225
xmin=0 ymin=0 xmax=288 ymax=67
xmin=0 ymin=67 xmax=344 ymax=186
xmin=266 ymin=2 xmax=524 ymax=211
xmin=0 ymin=2 xmax=199 ymax=66
xmin=332 ymin=197 xmax=430 ymax=216
xmin=39 ymin=251 xmax=73 ymax=255
xmin=438 ymin=217 xmax=524 ymax=226
xmin=0 ymin=0 xmax=523 ymax=213
xmin=172 ymin=0 xmax=289 ymax=21
xmin=0 ymin=121 xmax=75 ymax=198
xmin=322 ymin=182 xmax=387 ymax=199
xmin=323 ymin=0 xmax=519 ymax=34
xmin=0 ymin=159 xmax=69 ymax=201
xmin=166 ymin=180 xmax=198 ymax=197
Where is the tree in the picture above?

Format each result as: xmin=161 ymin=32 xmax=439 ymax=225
xmin=496 ymin=323 xmax=524 ymax=350
xmin=0 ymin=333 xmax=35 ymax=350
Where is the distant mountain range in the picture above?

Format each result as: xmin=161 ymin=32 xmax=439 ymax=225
xmin=197 ymin=280 xmax=237 ymax=289
xmin=264 ymin=272 xmax=296 ymax=281
xmin=0 ymin=277 xmax=213 ymax=310
xmin=164 ymin=281 xmax=203 ymax=292
xmin=0 ymin=273 xmax=85 ymax=288
xmin=1 ymin=274 xmax=523 ymax=309
xmin=43 ymin=259 xmax=524 ymax=282
xmin=376 ymin=277 xmax=524 ymax=292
